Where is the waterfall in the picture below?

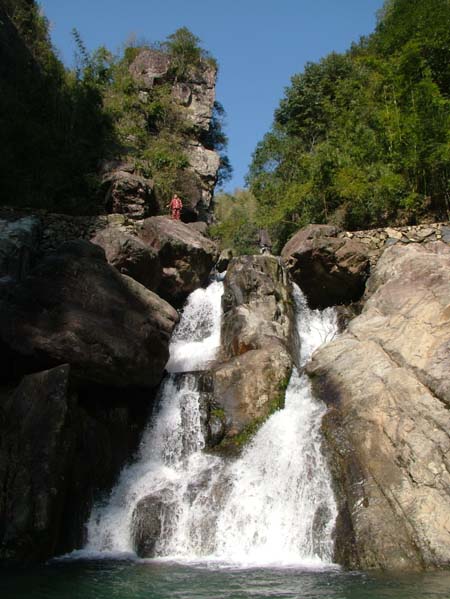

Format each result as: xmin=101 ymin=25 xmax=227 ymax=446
xmin=211 ymin=286 xmax=338 ymax=565
xmin=79 ymin=279 xmax=338 ymax=567
xmin=81 ymin=281 xmax=224 ymax=557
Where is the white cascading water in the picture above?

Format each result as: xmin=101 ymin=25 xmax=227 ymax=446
xmin=80 ymin=277 xmax=339 ymax=567
xmin=211 ymin=286 xmax=338 ymax=566
xmin=81 ymin=280 xmax=224 ymax=557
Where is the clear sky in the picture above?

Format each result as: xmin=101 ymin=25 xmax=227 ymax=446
xmin=40 ymin=0 xmax=385 ymax=192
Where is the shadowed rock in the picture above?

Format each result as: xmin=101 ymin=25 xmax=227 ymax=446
xmin=100 ymin=165 xmax=158 ymax=220
xmin=92 ymin=227 xmax=161 ymax=291
xmin=137 ymin=216 xmax=218 ymax=307
xmin=0 ymin=215 xmax=41 ymax=284
xmin=0 ymin=364 xmax=152 ymax=563
xmin=281 ymin=224 xmax=369 ymax=309
xmin=0 ymin=240 xmax=178 ymax=388
xmin=0 ymin=365 xmax=74 ymax=562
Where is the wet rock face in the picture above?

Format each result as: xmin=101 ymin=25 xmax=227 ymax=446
xmin=0 ymin=240 xmax=178 ymax=388
xmin=208 ymin=256 xmax=296 ymax=446
xmin=281 ymin=224 xmax=370 ymax=309
xmin=307 ymin=242 xmax=450 ymax=570
xmin=0 ymin=364 xmax=151 ymax=563
xmin=137 ymin=216 xmax=218 ymax=307
xmin=0 ymin=215 xmax=41 ymax=284
xmin=131 ymin=491 xmax=177 ymax=558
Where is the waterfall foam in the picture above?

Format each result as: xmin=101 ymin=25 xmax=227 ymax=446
xmin=78 ymin=278 xmax=339 ymax=568
xmin=166 ymin=280 xmax=223 ymax=373
xmin=211 ymin=285 xmax=338 ymax=566
xmin=81 ymin=281 xmax=224 ymax=557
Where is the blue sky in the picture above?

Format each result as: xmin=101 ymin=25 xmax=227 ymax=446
xmin=40 ymin=0 xmax=385 ymax=192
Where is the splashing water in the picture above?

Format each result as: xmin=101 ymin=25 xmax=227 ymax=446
xmin=166 ymin=281 xmax=223 ymax=373
xmin=79 ymin=279 xmax=339 ymax=568
xmin=210 ymin=285 xmax=338 ymax=566
xmin=81 ymin=281 xmax=224 ymax=557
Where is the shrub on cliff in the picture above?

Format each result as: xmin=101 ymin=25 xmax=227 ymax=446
xmin=163 ymin=27 xmax=217 ymax=80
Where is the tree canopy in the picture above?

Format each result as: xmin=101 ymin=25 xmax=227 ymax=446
xmin=247 ymin=0 xmax=450 ymax=250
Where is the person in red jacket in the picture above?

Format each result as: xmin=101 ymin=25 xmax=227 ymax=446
xmin=168 ymin=194 xmax=183 ymax=220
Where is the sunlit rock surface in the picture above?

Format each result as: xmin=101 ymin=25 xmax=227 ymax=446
xmin=208 ymin=255 xmax=297 ymax=444
xmin=307 ymin=242 xmax=450 ymax=570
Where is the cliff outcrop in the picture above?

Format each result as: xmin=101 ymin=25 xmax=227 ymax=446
xmin=0 ymin=364 xmax=151 ymax=562
xmin=123 ymin=48 xmax=220 ymax=222
xmin=307 ymin=242 xmax=450 ymax=570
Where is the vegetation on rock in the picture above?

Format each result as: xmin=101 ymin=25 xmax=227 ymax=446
xmin=210 ymin=188 xmax=259 ymax=254
xmin=1 ymin=2 xmax=229 ymax=214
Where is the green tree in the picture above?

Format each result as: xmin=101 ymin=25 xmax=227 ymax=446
xmin=248 ymin=0 xmax=450 ymax=249
xmin=211 ymin=189 xmax=259 ymax=254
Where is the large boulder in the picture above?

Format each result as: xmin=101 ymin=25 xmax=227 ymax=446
xmin=137 ymin=216 xmax=218 ymax=307
xmin=91 ymin=227 xmax=161 ymax=291
xmin=307 ymin=242 xmax=450 ymax=570
xmin=0 ymin=365 xmax=73 ymax=562
xmin=220 ymin=255 xmax=295 ymax=358
xmin=100 ymin=164 xmax=158 ymax=220
xmin=131 ymin=490 xmax=177 ymax=558
xmin=207 ymin=256 xmax=296 ymax=447
xmin=0 ymin=364 xmax=151 ymax=563
xmin=0 ymin=240 xmax=178 ymax=388
xmin=281 ymin=224 xmax=370 ymax=309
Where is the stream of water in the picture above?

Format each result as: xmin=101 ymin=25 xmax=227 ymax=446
xmin=74 ymin=279 xmax=338 ymax=568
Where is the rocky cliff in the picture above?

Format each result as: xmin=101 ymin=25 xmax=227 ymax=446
xmin=101 ymin=47 xmax=221 ymax=223
xmin=306 ymin=242 xmax=450 ymax=570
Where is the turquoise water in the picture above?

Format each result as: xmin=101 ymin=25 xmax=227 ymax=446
xmin=1 ymin=561 xmax=450 ymax=599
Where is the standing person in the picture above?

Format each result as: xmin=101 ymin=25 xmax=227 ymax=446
xmin=168 ymin=193 xmax=183 ymax=220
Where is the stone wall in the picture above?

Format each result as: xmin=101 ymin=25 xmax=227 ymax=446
xmin=338 ymin=222 xmax=450 ymax=266
xmin=0 ymin=207 xmax=134 ymax=257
